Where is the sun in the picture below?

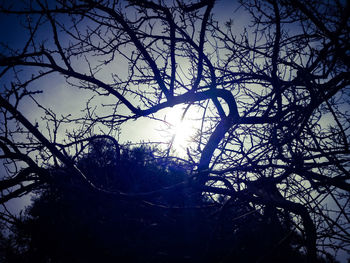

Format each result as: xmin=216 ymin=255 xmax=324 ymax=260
xmin=162 ymin=105 xmax=201 ymax=155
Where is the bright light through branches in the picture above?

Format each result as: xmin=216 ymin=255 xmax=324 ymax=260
xmin=161 ymin=106 xmax=202 ymax=156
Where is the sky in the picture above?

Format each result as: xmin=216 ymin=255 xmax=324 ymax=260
xmin=0 ymin=0 xmax=243 ymax=154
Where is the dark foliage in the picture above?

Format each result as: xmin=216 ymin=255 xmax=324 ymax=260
xmin=1 ymin=142 xmax=333 ymax=263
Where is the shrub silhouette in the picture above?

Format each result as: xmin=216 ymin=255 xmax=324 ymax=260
xmin=1 ymin=141 xmax=336 ymax=263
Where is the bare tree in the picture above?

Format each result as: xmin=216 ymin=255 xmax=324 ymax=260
xmin=0 ymin=0 xmax=349 ymax=262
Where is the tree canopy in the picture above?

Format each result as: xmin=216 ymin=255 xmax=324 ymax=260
xmin=0 ymin=0 xmax=349 ymax=262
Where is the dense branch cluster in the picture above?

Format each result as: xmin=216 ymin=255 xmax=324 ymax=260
xmin=0 ymin=0 xmax=349 ymax=262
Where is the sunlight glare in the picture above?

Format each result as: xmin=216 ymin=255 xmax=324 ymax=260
xmin=163 ymin=106 xmax=200 ymax=156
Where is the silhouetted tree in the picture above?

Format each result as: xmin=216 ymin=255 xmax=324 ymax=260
xmin=0 ymin=0 xmax=349 ymax=262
